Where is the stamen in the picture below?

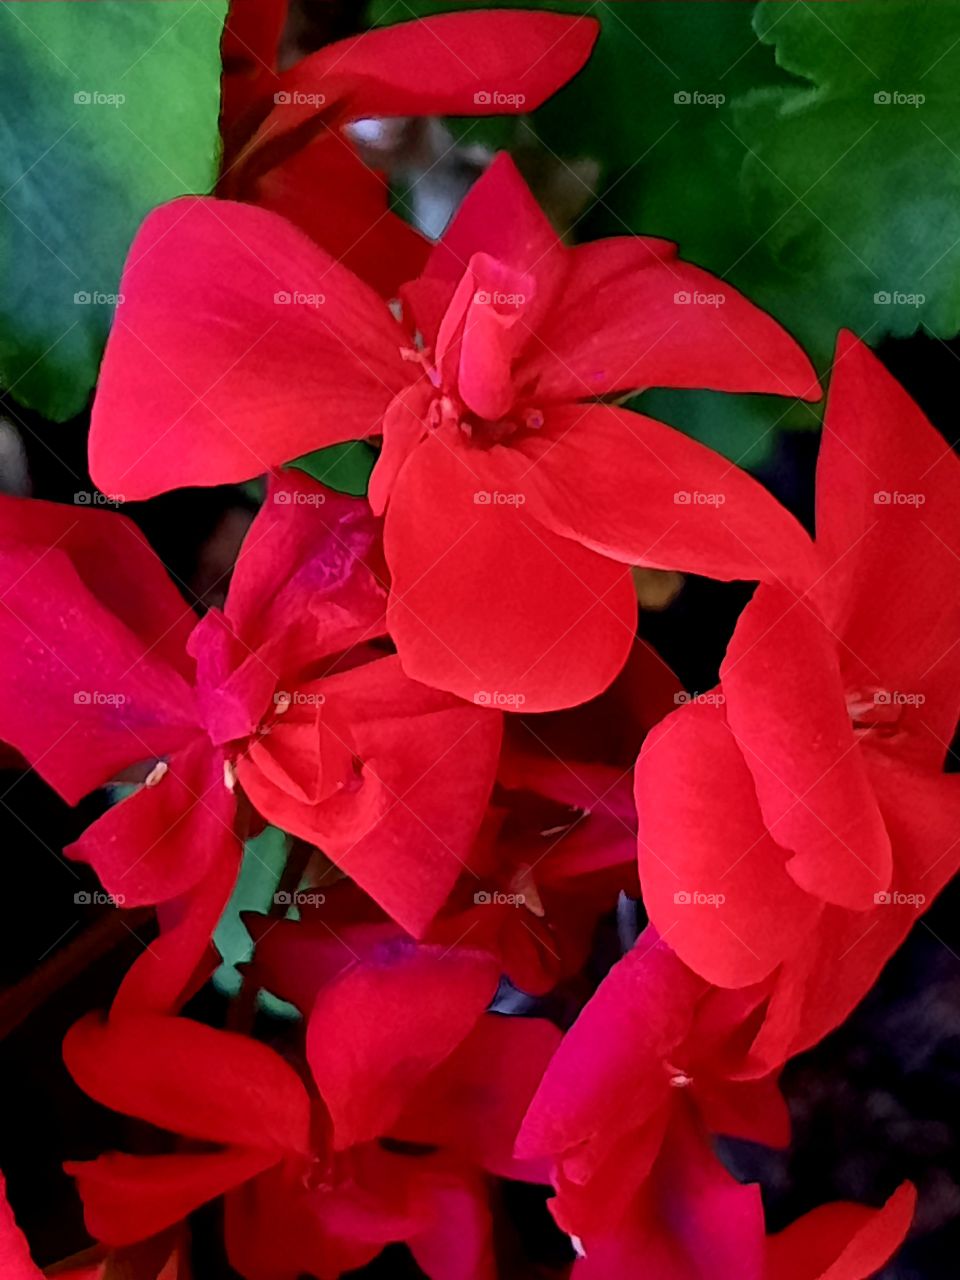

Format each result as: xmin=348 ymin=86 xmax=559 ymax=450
xmin=144 ymin=760 xmax=168 ymax=788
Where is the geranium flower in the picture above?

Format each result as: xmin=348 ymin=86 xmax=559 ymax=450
xmin=64 ymin=946 xmax=559 ymax=1280
xmin=249 ymin=638 xmax=679 ymax=996
xmin=90 ymin=155 xmax=818 ymax=712
xmin=0 ymin=474 xmax=500 ymax=1013
xmin=636 ymin=334 xmax=960 ymax=1060
xmin=220 ymin=8 xmax=599 ymax=297
xmin=516 ymin=928 xmax=915 ymax=1279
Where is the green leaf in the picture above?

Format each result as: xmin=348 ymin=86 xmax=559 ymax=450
xmin=213 ymin=825 xmax=289 ymax=998
xmin=289 ymin=440 xmax=378 ymax=496
xmin=734 ymin=0 xmax=960 ymax=358
xmin=0 ymin=0 xmax=226 ymax=420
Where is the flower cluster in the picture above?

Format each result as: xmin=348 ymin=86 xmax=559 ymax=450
xmin=2 ymin=7 xmax=954 ymax=1278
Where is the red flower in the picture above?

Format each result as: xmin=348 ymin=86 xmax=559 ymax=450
xmin=64 ymin=946 xmax=558 ymax=1279
xmin=517 ymin=928 xmax=915 ymax=1279
xmin=221 ymin=8 xmax=598 ymax=297
xmin=90 ymin=154 xmax=818 ymax=713
xmin=0 ymin=474 xmax=499 ymax=1014
xmin=247 ymin=638 xmax=680 ymax=997
xmin=636 ymin=334 xmax=960 ymax=1061
xmin=517 ymin=931 xmax=788 ymax=1253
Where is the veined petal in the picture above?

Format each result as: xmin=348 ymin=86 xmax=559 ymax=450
xmin=635 ymin=701 xmax=821 ymax=987
xmin=527 ymin=238 xmax=819 ymax=402
xmin=90 ymin=198 xmax=411 ymax=500
xmin=816 ymin=333 xmax=960 ymax=766
xmin=306 ymin=944 xmax=499 ymax=1149
xmin=384 ymin=430 xmax=637 ymax=713
xmin=721 ymin=584 xmax=892 ymax=909
xmin=63 ymin=1013 xmax=311 ymax=1153
xmin=517 ymin=403 xmax=818 ymax=593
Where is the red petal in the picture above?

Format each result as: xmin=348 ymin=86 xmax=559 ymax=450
xmin=90 ymin=198 xmax=411 ymax=500
xmin=0 ymin=544 xmax=197 ymax=805
xmin=518 ymin=931 xmax=703 ymax=1179
xmin=64 ymin=1013 xmax=311 ymax=1152
xmin=226 ymin=471 xmax=386 ymax=664
xmin=67 ymin=738 xmax=232 ymax=906
xmin=528 ymin=238 xmax=818 ymax=401
xmin=239 ymin=14 xmax=597 ymax=186
xmin=383 ymin=430 xmax=637 ymax=713
xmin=306 ymin=944 xmax=498 ymax=1149
xmin=0 ymin=1172 xmax=43 ymax=1279
xmin=817 ymin=333 xmax=960 ymax=765
xmin=765 ymin=1182 xmax=915 ymax=1280
xmin=66 ymin=1149 xmax=274 ymax=1248
xmin=111 ymin=836 xmax=241 ymax=1018
xmin=249 ymin=137 xmax=430 ymax=298
xmin=239 ymin=654 xmax=501 ymax=936
xmin=636 ymin=701 xmax=821 ymax=987
xmin=721 ymin=584 xmax=892 ymax=909
xmin=407 ymin=1176 xmax=496 ymax=1280
xmin=0 ymin=496 xmax=196 ymax=677
xmin=393 ymin=1013 xmax=561 ymax=1179
xmin=405 ymin=153 xmax=567 ymax=345
xmin=750 ymin=753 xmax=960 ymax=1070
xmin=519 ymin=402 xmax=818 ymax=591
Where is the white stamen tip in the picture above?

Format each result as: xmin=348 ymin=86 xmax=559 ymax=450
xmin=144 ymin=761 xmax=168 ymax=788
xmin=223 ymin=760 xmax=238 ymax=792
